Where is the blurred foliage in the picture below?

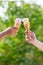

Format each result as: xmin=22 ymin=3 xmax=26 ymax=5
xmin=0 ymin=1 xmax=43 ymax=65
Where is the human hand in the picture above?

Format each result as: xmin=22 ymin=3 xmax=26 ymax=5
xmin=8 ymin=18 xmax=21 ymax=36
xmin=0 ymin=18 xmax=21 ymax=40
xmin=25 ymin=30 xmax=36 ymax=44
xmin=0 ymin=26 xmax=18 ymax=41
xmin=8 ymin=26 xmax=18 ymax=36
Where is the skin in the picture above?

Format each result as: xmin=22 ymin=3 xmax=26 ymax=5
xmin=25 ymin=30 xmax=43 ymax=51
xmin=0 ymin=26 xmax=18 ymax=41
xmin=0 ymin=18 xmax=21 ymax=41
xmin=0 ymin=18 xmax=43 ymax=52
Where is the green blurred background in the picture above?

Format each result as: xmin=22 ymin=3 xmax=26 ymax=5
xmin=0 ymin=0 xmax=43 ymax=65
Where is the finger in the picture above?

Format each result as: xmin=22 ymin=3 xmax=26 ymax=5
xmin=12 ymin=27 xmax=18 ymax=30
xmin=10 ymin=32 xmax=17 ymax=36
xmin=25 ymin=35 xmax=32 ymax=40
xmin=25 ymin=30 xmax=34 ymax=38
xmin=13 ymin=29 xmax=18 ymax=33
xmin=26 ymin=33 xmax=34 ymax=39
xmin=25 ymin=30 xmax=33 ymax=35
xmin=25 ymin=31 xmax=31 ymax=37
xmin=25 ymin=30 xmax=30 ymax=33
xmin=25 ymin=30 xmax=30 ymax=35
xmin=12 ymin=27 xmax=18 ymax=32
xmin=26 ymin=37 xmax=31 ymax=42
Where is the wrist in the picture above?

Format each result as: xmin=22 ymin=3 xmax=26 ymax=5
xmin=32 ymin=39 xmax=40 ymax=47
xmin=0 ymin=32 xmax=7 ymax=40
xmin=0 ymin=27 xmax=11 ymax=38
xmin=31 ymin=39 xmax=38 ymax=45
xmin=0 ymin=31 xmax=8 ymax=38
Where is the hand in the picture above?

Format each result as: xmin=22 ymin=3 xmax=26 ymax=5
xmin=8 ymin=26 xmax=18 ymax=36
xmin=0 ymin=27 xmax=18 ymax=40
xmin=25 ymin=30 xmax=36 ymax=44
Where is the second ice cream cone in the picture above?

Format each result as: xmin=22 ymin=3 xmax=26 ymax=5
xmin=23 ymin=18 xmax=30 ymax=30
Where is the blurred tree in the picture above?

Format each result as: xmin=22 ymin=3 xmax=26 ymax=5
xmin=0 ymin=1 xmax=43 ymax=65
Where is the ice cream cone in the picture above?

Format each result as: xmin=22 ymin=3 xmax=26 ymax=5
xmin=14 ymin=18 xmax=21 ymax=29
xmin=22 ymin=18 xmax=30 ymax=30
